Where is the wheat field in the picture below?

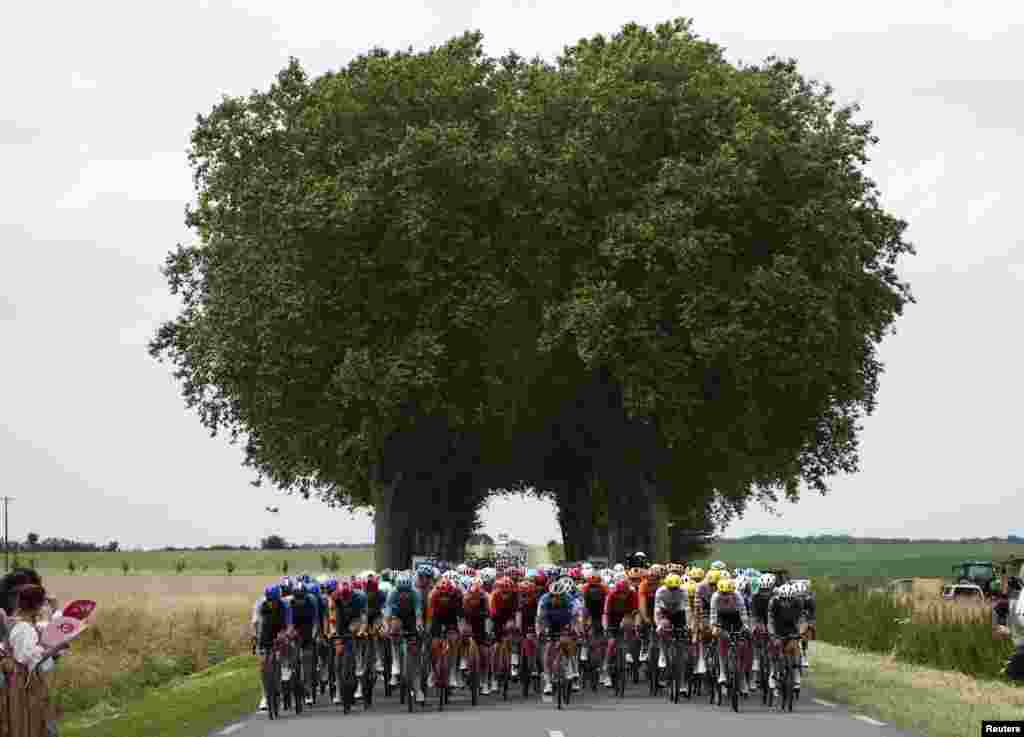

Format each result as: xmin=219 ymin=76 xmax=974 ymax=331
xmin=44 ymin=576 xmax=274 ymax=719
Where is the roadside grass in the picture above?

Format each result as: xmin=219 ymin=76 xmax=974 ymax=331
xmin=808 ymin=640 xmax=1024 ymax=737
xmin=58 ymin=654 xmax=260 ymax=737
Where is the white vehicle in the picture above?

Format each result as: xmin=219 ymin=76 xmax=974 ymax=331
xmin=940 ymin=583 xmax=984 ymax=601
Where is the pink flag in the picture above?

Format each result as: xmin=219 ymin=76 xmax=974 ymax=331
xmin=60 ymin=600 xmax=96 ymax=621
xmin=40 ymin=616 xmax=88 ymax=649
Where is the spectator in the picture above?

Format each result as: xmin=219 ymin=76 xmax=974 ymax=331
xmin=994 ymin=576 xmax=1024 ymax=681
xmin=8 ymin=584 xmax=68 ymax=737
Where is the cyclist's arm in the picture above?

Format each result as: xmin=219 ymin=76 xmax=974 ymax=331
xmin=767 ymin=598 xmax=777 ymax=637
xmin=638 ymin=584 xmax=650 ymax=624
xmin=709 ymin=592 xmax=719 ymax=629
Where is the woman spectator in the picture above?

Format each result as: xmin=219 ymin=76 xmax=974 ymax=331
xmin=8 ymin=584 xmax=68 ymax=737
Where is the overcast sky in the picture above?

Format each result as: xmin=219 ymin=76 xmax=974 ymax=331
xmin=2 ymin=1 xmax=1021 ymax=550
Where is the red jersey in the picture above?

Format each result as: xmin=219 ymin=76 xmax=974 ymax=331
xmin=462 ymin=590 xmax=488 ymax=623
xmin=581 ymin=582 xmax=609 ymax=619
xmin=604 ymin=588 xmax=640 ymax=620
xmin=489 ymin=589 xmax=519 ymax=620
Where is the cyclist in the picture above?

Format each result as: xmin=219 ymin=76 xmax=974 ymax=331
xmin=537 ymin=577 xmax=583 ymax=696
xmin=580 ymin=570 xmax=609 ymax=677
xmin=461 ymin=578 xmax=491 ymax=693
xmin=384 ymin=572 xmax=426 ymax=704
xmin=767 ymin=583 xmax=805 ymax=696
xmin=329 ymin=579 xmax=369 ymax=703
xmin=255 ymin=584 xmax=294 ymax=712
xmin=710 ymin=575 xmax=752 ymax=695
xmin=290 ymin=580 xmax=322 ymax=706
xmin=795 ymin=580 xmax=815 ymax=668
xmin=601 ymin=574 xmax=639 ymax=688
xmin=428 ymin=576 xmax=465 ymax=690
xmin=488 ymin=575 xmax=519 ymax=688
xmin=517 ymin=578 xmax=542 ymax=682
xmin=654 ymin=572 xmax=690 ymax=697
xmin=639 ymin=563 xmax=666 ymax=680
xmin=361 ymin=572 xmax=388 ymax=677
xmin=693 ymin=568 xmax=716 ymax=675
xmin=750 ymin=573 xmax=776 ymax=689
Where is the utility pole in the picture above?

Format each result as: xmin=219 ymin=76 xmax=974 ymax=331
xmin=2 ymin=497 xmax=13 ymax=573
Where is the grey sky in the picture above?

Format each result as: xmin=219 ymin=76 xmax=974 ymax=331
xmin=2 ymin=1 xmax=1021 ymax=550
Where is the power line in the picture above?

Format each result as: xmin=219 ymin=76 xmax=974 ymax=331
xmin=1 ymin=497 xmax=14 ymax=573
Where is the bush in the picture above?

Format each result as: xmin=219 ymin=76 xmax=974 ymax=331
xmin=121 ymin=560 xmax=130 ymax=575
xmin=225 ymin=560 xmax=235 ymax=575
xmin=814 ymin=578 xmax=1016 ymax=682
xmin=67 ymin=559 xmax=77 ymax=575
xmin=320 ymin=553 xmax=330 ymax=569
xmin=281 ymin=560 xmax=289 ymax=574
xmin=329 ymin=552 xmax=340 ymax=572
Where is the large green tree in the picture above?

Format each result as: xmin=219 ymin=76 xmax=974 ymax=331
xmin=151 ymin=19 xmax=914 ymax=569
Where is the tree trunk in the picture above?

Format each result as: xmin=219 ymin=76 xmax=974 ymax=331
xmin=372 ymin=468 xmax=405 ymax=570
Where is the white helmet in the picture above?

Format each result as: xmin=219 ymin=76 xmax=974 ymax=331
xmin=553 ymin=577 xmax=576 ymax=596
xmin=613 ymin=571 xmax=628 ymax=584
xmin=735 ymin=575 xmax=749 ymax=593
xmin=481 ymin=568 xmax=497 ymax=584
xmin=759 ymin=574 xmax=776 ymax=590
xmin=711 ymin=560 xmax=727 ymax=571
xmin=777 ymin=583 xmax=794 ymax=598
xmin=456 ymin=563 xmax=469 ymax=574
xmin=613 ymin=563 xmax=626 ymax=574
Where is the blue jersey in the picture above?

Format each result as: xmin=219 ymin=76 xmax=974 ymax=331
xmin=332 ymin=590 xmax=368 ymax=629
xmin=384 ymin=588 xmax=424 ymax=623
xmin=537 ymin=592 xmax=583 ymax=630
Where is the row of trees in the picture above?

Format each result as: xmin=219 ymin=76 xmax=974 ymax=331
xmin=150 ymin=20 xmax=914 ymax=568
xmin=12 ymin=534 xmax=119 ymax=553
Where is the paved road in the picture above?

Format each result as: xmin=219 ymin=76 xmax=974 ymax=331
xmin=209 ymin=676 xmax=920 ymax=737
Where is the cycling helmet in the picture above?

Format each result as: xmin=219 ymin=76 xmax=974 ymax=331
xmin=685 ymin=580 xmax=698 ymax=595
xmin=395 ymin=573 xmax=413 ymax=591
xmin=380 ymin=569 xmax=393 ymax=583
xmin=632 ymin=552 xmax=649 ymax=566
xmin=649 ymin=564 xmax=666 ymax=578
xmin=265 ymin=584 xmax=281 ymax=601
xmin=316 ymin=574 xmax=329 ymax=584
xmin=481 ymin=568 xmax=497 ymax=584
xmin=690 ymin=567 xmax=705 ymax=581
xmin=613 ymin=571 xmax=629 ymax=585
xmin=759 ymin=573 xmax=777 ymax=590
xmin=324 ymin=579 xmax=337 ymax=594
xmin=518 ymin=580 xmax=536 ymax=596
xmin=664 ymin=574 xmax=682 ymax=589
xmin=776 ymin=583 xmax=793 ymax=598
xmin=457 ymin=563 xmax=469 ymax=574
xmin=613 ymin=563 xmax=626 ymax=574
xmin=706 ymin=570 xmax=721 ymax=585
xmin=735 ymin=576 xmax=750 ymax=594
xmin=711 ymin=560 xmax=726 ymax=571
xmin=717 ymin=577 xmax=736 ymax=594
xmin=416 ymin=564 xmax=434 ymax=579
xmin=553 ymin=577 xmax=576 ymax=596
xmin=305 ymin=582 xmax=321 ymax=596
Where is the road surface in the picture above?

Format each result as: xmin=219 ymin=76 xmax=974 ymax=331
xmin=208 ymin=677 xmax=918 ymax=737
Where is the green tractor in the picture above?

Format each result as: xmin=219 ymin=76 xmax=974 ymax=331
xmin=951 ymin=560 xmax=997 ymax=596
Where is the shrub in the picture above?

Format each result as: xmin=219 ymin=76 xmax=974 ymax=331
xmin=67 ymin=559 xmax=77 ymax=575
xmin=329 ymin=552 xmax=340 ymax=572
xmin=281 ymin=560 xmax=289 ymax=575
xmin=175 ymin=557 xmax=187 ymax=574
xmin=225 ymin=560 xmax=235 ymax=575
xmin=121 ymin=560 xmax=130 ymax=575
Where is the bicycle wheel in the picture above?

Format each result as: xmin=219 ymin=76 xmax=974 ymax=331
xmin=616 ymin=642 xmax=627 ymax=698
xmin=730 ymin=651 xmax=740 ymax=712
xmin=674 ymin=645 xmax=686 ymax=704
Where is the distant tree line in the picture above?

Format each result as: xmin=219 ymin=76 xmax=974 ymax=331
xmin=718 ymin=534 xmax=1024 ymax=544
xmin=14 ymin=533 xmax=119 ymax=552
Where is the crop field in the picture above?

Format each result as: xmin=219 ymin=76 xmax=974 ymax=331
xmin=15 ymin=541 xmax=1024 ymax=581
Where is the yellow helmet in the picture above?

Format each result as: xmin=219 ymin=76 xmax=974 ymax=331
xmin=705 ymin=570 xmax=721 ymax=585
xmin=690 ymin=567 xmax=705 ymax=581
xmin=717 ymin=577 xmax=736 ymax=593
xmin=664 ymin=574 xmax=683 ymax=589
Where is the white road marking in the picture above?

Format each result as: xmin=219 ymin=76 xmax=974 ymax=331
xmin=814 ymin=698 xmax=837 ymax=707
xmin=548 ymin=731 xmax=566 ymax=737
xmin=218 ymin=724 xmax=245 ymax=736
xmin=853 ymin=715 xmax=887 ymax=727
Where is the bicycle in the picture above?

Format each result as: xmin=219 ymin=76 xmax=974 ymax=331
xmin=774 ymin=634 xmax=802 ymax=713
xmin=519 ymin=631 xmax=538 ymax=699
xmin=542 ymin=630 xmax=574 ymax=709
xmin=579 ymin=625 xmax=603 ymax=694
xmin=661 ymin=624 xmax=690 ymax=704
xmin=260 ymin=635 xmax=287 ymax=720
xmin=460 ymin=631 xmax=483 ymax=707
xmin=395 ymin=629 xmax=423 ymax=712
xmin=492 ymin=629 xmax=516 ymax=701
xmin=720 ymin=629 xmax=751 ymax=712
xmin=432 ymin=625 xmax=460 ymax=711
xmin=753 ymin=629 xmax=773 ymax=707
xmin=332 ymin=632 xmax=358 ymax=714
xmin=281 ymin=636 xmax=304 ymax=714
xmin=703 ymin=630 xmax=721 ymax=706
xmin=606 ymin=624 xmax=632 ymax=698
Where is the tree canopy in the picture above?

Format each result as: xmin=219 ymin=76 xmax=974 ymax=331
xmin=150 ymin=18 xmax=914 ymax=567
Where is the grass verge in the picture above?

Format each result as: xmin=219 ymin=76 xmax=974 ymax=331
xmin=808 ymin=640 xmax=1024 ymax=737
xmin=58 ymin=654 xmax=260 ymax=737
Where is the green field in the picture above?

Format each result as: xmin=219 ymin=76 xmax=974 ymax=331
xmin=13 ymin=541 xmax=1023 ymax=580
